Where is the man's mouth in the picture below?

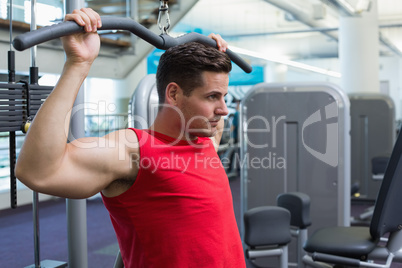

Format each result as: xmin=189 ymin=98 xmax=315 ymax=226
xmin=209 ymin=119 xmax=220 ymax=127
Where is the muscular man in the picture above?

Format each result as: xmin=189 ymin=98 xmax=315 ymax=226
xmin=16 ymin=8 xmax=246 ymax=268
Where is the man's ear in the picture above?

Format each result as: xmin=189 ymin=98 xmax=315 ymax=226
xmin=165 ymin=82 xmax=182 ymax=106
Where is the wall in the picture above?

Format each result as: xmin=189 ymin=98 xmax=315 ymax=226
xmin=277 ymin=56 xmax=402 ymax=121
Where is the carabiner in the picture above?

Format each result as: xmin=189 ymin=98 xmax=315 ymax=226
xmin=157 ymin=1 xmax=171 ymax=34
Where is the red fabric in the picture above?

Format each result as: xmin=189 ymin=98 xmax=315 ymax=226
xmin=102 ymin=128 xmax=245 ymax=268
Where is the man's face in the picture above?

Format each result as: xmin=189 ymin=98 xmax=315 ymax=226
xmin=177 ymin=71 xmax=229 ymax=139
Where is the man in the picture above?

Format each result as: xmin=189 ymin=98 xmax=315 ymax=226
xmin=15 ymin=8 xmax=246 ymax=268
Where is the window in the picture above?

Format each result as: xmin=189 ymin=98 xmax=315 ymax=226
xmin=0 ymin=0 xmax=63 ymax=26
xmin=24 ymin=1 xmax=62 ymax=26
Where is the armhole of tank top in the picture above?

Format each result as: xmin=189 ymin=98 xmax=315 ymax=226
xmin=102 ymin=128 xmax=146 ymax=199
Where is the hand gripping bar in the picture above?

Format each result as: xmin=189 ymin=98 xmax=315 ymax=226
xmin=13 ymin=16 xmax=252 ymax=74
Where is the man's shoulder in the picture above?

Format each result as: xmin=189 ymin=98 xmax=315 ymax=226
xmin=105 ymin=129 xmax=141 ymax=152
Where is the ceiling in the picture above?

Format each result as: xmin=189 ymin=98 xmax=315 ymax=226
xmin=173 ymin=0 xmax=402 ymax=64
xmin=3 ymin=0 xmax=398 ymax=79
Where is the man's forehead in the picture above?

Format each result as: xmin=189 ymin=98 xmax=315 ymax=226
xmin=185 ymin=71 xmax=228 ymax=94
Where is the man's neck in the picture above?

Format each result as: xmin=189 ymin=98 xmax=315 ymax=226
xmin=149 ymin=110 xmax=197 ymax=141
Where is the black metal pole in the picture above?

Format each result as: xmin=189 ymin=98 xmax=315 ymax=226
xmin=8 ymin=0 xmax=17 ymax=209
xmin=29 ymin=0 xmax=41 ymax=267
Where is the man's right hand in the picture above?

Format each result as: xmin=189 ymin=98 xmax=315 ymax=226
xmin=62 ymin=8 xmax=102 ymax=66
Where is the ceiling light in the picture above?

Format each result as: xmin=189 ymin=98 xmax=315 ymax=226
xmin=335 ymin=0 xmax=356 ymax=14
xmin=229 ymin=46 xmax=341 ymax=78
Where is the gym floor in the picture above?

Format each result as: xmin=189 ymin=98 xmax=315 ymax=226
xmin=1 ymin=177 xmax=401 ymax=268
xmin=0 ymin=194 xmax=118 ymax=267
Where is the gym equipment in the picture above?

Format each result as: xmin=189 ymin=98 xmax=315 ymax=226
xmin=349 ymin=93 xmax=395 ymax=201
xmin=28 ymin=2 xmax=41 ymax=267
xmin=26 ymin=0 xmax=68 ymax=267
xmin=244 ymin=206 xmax=291 ymax=268
xmin=244 ymin=192 xmax=311 ymax=268
xmin=371 ymin=156 xmax=390 ymax=180
xmin=64 ymin=0 xmax=89 ymax=267
xmin=129 ymin=74 xmax=158 ymax=129
xmin=7 ymin=0 xmax=17 ymax=210
xmin=239 ymin=82 xmax=351 ymax=265
xmin=12 ymin=19 xmax=252 ymax=74
xmin=277 ymin=192 xmax=311 ymax=268
xmin=303 ymin=125 xmax=402 ymax=268
xmin=0 ymin=82 xmax=54 ymax=207
xmin=1 ymin=0 xmax=54 ymax=207
xmin=352 ymin=156 xmax=390 ymax=225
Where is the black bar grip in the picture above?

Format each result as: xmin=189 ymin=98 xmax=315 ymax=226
xmin=12 ymin=17 xmax=165 ymax=51
xmin=312 ymin=252 xmax=361 ymax=267
xmin=13 ymin=17 xmax=252 ymax=73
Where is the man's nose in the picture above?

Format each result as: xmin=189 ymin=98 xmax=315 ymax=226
xmin=216 ymin=99 xmax=229 ymax=116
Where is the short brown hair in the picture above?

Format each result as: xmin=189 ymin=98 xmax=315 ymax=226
xmin=156 ymin=42 xmax=232 ymax=104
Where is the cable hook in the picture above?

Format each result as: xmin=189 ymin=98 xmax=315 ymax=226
xmin=157 ymin=1 xmax=170 ymax=34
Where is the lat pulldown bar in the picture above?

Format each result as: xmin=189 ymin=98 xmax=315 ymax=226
xmin=12 ymin=17 xmax=253 ymax=74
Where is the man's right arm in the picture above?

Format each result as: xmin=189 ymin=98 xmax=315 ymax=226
xmin=15 ymin=9 xmax=139 ymax=199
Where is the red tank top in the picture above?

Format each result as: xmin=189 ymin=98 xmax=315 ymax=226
xmin=102 ymin=128 xmax=245 ymax=268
